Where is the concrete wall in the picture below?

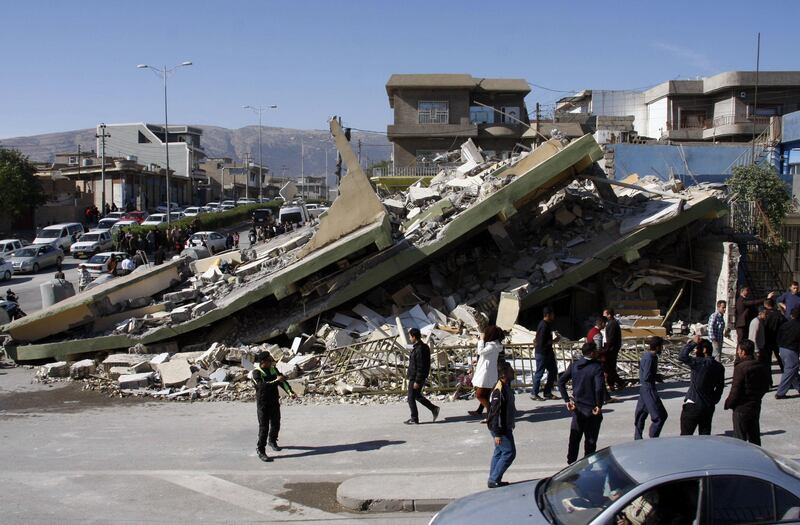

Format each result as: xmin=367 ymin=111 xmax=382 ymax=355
xmin=784 ymin=110 xmax=800 ymax=143
xmin=393 ymin=89 xmax=471 ymax=126
xmin=693 ymin=240 xmax=740 ymax=324
xmin=102 ymin=124 xmax=192 ymax=179
xmin=589 ymin=90 xmax=647 ymax=136
xmin=646 ymin=98 xmax=668 ymax=138
xmin=607 ymin=143 xmax=750 ymax=184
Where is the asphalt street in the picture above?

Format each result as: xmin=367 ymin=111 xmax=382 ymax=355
xmin=2 ymin=360 xmax=800 ymax=524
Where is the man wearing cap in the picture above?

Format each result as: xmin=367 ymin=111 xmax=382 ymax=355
xmin=249 ymin=351 xmax=297 ymax=462
xmin=405 ymin=328 xmax=440 ymax=424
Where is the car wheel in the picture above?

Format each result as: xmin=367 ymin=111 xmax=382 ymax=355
xmin=3 ymin=271 xmax=9 ymax=281
xmin=32 ymin=263 xmax=39 ymax=273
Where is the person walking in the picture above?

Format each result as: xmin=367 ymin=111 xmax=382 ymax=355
xmin=735 ymin=286 xmax=774 ymax=343
xmin=763 ymin=298 xmax=786 ymax=383
xmin=78 ymin=265 xmax=92 ymax=292
xmin=678 ymin=336 xmax=725 ymax=435
xmin=777 ymin=281 xmax=800 ymax=320
xmin=486 ymin=362 xmax=516 ymax=488
xmin=749 ymin=306 xmax=767 ymax=358
xmin=233 ymin=231 xmax=240 ymax=249
xmin=531 ymin=306 xmax=560 ymax=401
xmin=776 ymin=306 xmax=800 ymax=399
xmin=707 ymin=300 xmax=727 ymax=360
xmin=558 ymin=342 xmax=605 ymax=464
xmin=249 ymin=351 xmax=297 ymax=462
xmin=468 ymin=325 xmax=505 ymax=418
xmin=603 ymin=308 xmax=624 ymax=391
xmin=634 ymin=336 xmax=668 ymax=439
xmin=404 ymin=328 xmax=440 ymax=425
xmin=724 ymin=339 xmax=770 ymax=445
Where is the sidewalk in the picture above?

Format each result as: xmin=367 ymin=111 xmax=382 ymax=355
xmin=336 ymin=469 xmax=553 ymax=512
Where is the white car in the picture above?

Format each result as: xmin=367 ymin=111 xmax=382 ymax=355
xmin=111 ymin=220 xmax=138 ymax=233
xmin=205 ymin=202 xmax=221 ymax=212
xmin=106 ymin=211 xmax=126 ymax=220
xmin=0 ymin=239 xmax=29 ymax=257
xmin=141 ymin=212 xmax=182 ymax=226
xmin=182 ymin=206 xmax=205 ymax=217
xmin=237 ymin=198 xmax=257 ymax=206
xmin=71 ymin=230 xmax=113 ymax=258
xmin=84 ymin=251 xmax=128 ymax=276
xmin=0 ymin=257 xmax=14 ymax=281
xmin=156 ymin=202 xmax=182 ymax=214
xmin=185 ymin=231 xmax=228 ymax=253
xmin=220 ymin=200 xmax=237 ymax=210
xmin=94 ymin=217 xmax=119 ymax=231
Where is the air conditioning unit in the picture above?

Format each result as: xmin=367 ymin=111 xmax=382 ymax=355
xmin=82 ymin=159 xmax=93 ymax=166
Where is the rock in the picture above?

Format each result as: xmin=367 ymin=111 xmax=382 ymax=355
xmin=70 ymin=359 xmax=96 ymax=379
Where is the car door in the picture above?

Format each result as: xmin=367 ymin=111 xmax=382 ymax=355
xmin=611 ymin=478 xmax=703 ymax=524
xmin=707 ymin=475 xmax=800 ymax=524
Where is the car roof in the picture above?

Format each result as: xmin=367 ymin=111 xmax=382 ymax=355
xmin=94 ymin=251 xmax=128 ymax=256
xmin=611 ymin=436 xmax=787 ymax=483
xmin=83 ymin=229 xmax=110 ymax=234
xmin=0 ymin=239 xmax=25 ymax=242
xmin=193 ymin=231 xmax=218 ymax=235
xmin=41 ymin=222 xmax=82 ymax=228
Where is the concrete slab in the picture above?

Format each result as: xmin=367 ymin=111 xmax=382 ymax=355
xmin=157 ymin=359 xmax=192 ymax=387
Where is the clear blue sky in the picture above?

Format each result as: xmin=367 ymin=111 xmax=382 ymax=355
xmin=0 ymin=0 xmax=797 ymax=139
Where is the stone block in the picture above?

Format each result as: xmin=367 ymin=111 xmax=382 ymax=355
xmin=169 ymin=305 xmax=192 ymax=323
xmin=70 ymin=359 xmax=97 ymax=379
xmin=103 ymin=354 xmax=154 ymax=373
xmin=38 ymin=361 xmax=69 ymax=379
xmin=157 ymin=359 xmax=193 ymax=387
xmin=209 ymin=368 xmax=229 ymax=383
xmin=162 ymin=289 xmax=199 ymax=304
xmin=108 ymin=366 xmax=133 ymax=380
xmin=192 ymin=300 xmax=216 ymax=317
xmin=541 ymin=259 xmax=562 ymax=280
xmin=407 ymin=185 xmax=440 ymax=205
xmin=118 ymin=372 xmax=154 ymax=389
xmin=131 ymin=360 xmax=152 ymax=373
xmin=196 ymin=342 xmax=227 ymax=369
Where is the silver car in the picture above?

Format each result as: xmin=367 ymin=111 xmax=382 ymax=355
xmin=430 ymin=436 xmax=800 ymax=524
xmin=9 ymin=245 xmax=64 ymax=273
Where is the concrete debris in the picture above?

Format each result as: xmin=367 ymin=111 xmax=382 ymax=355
xmin=37 ymin=361 xmax=69 ymax=379
xmin=118 ymin=372 xmax=154 ymax=390
xmin=69 ymin=359 xmax=97 ymax=379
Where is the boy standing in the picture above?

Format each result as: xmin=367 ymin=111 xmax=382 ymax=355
xmin=249 ymin=351 xmax=297 ymax=462
xmin=487 ymin=362 xmax=516 ymax=488
xmin=634 ymin=336 xmax=668 ymax=439
xmin=558 ymin=342 xmax=605 ymax=464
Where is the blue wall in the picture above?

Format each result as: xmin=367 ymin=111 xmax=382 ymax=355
xmin=608 ymin=143 xmax=751 ymax=184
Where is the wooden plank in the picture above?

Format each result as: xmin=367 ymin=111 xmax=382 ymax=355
xmin=618 ymin=308 xmax=662 ymax=317
xmin=632 ymin=318 xmax=665 ymax=327
xmin=622 ymin=326 xmax=667 ymax=338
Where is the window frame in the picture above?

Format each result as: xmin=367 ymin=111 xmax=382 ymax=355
xmin=417 ymin=100 xmax=449 ymax=125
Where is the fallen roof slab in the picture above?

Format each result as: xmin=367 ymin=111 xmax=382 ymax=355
xmin=7 ymin=134 xmax=601 ymax=361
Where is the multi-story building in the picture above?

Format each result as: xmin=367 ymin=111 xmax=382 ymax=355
xmin=98 ymin=123 xmax=207 ymax=205
xmin=556 ymin=71 xmax=800 ymax=142
xmin=200 ymin=157 xmax=278 ymax=201
xmin=385 ymin=74 xmax=531 ymax=171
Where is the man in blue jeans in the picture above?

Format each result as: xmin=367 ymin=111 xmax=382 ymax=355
xmin=487 ymin=362 xmax=516 ymax=488
xmin=531 ymin=306 xmax=560 ymax=401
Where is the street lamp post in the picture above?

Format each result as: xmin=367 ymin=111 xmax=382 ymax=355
xmin=137 ymin=61 xmax=192 ymax=224
xmin=243 ymin=105 xmax=277 ymax=202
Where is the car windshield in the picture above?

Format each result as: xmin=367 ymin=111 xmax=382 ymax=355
xmin=87 ymin=255 xmax=110 ymax=264
xmin=147 ymin=215 xmax=164 ymax=221
xmin=14 ymin=248 xmax=38 ymax=257
xmin=281 ymin=212 xmax=302 ymax=223
xmin=544 ymin=449 xmax=637 ymax=525
xmin=80 ymin=234 xmax=101 ymax=241
xmin=37 ymin=228 xmax=61 ymax=239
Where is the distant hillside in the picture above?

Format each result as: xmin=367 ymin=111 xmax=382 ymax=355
xmin=0 ymin=125 xmax=392 ymax=178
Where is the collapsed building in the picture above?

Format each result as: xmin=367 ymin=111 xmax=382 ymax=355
xmin=4 ymin=118 xmax=736 ymax=398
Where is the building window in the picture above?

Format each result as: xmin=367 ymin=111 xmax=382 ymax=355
xmin=749 ymin=105 xmax=782 ymax=118
xmin=68 ymin=156 xmax=78 ymax=165
xmin=418 ymin=101 xmax=449 ymax=124
xmin=501 ymin=106 xmax=520 ymax=123
xmin=680 ymin=110 xmax=706 ymax=129
xmin=415 ymin=150 xmax=448 ymax=166
xmin=470 ymin=106 xmax=493 ymax=124
xmin=138 ymin=131 xmax=151 ymax=144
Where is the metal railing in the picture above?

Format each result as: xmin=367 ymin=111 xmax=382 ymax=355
xmin=418 ymin=110 xmax=449 ymax=124
xmin=370 ymin=165 xmax=458 ymax=178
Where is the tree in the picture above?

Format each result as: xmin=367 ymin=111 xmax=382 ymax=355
xmin=0 ymin=148 xmax=46 ymax=220
xmin=727 ymin=163 xmax=791 ymax=246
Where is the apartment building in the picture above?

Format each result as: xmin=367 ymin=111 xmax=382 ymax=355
xmin=385 ymin=74 xmax=531 ymax=170
xmin=200 ymin=157 xmax=279 ymax=201
xmin=556 ymin=71 xmax=800 ymax=142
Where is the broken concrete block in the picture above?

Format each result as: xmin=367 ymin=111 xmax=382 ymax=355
xmin=69 ymin=359 xmax=97 ymax=379
xmin=325 ymin=329 xmax=354 ymax=349
xmin=496 ymin=292 xmax=521 ymax=331
xmin=103 ymin=354 xmax=154 ymax=372
xmin=162 ymin=288 xmax=199 ymax=304
xmin=289 ymin=337 xmax=302 ymax=356
xmin=191 ymin=300 xmax=216 ymax=317
xmin=209 ymin=368 xmax=229 ymax=383
xmin=196 ymin=342 xmax=228 ymax=369
xmin=287 ymin=354 xmax=320 ymax=371
xmin=157 ymin=359 xmax=193 ymax=387
xmin=241 ymin=356 xmax=254 ymax=371
xmin=407 ymin=185 xmax=439 ymax=205
xmin=201 ymin=265 xmax=223 ymax=283
xmin=554 ymin=207 xmax=576 ymax=226
xmin=108 ymin=366 xmax=133 ymax=380
xmin=169 ymin=305 xmax=192 ymax=323
xmin=391 ymin=284 xmax=422 ymax=308
xmin=450 ymin=305 xmax=487 ymax=332
xmin=149 ymin=353 xmax=170 ymax=368
xmin=280 ymin=378 xmax=306 ymax=397
xmin=37 ymin=361 xmax=69 ymax=379
xmin=118 ymin=372 xmax=154 ymax=389
xmin=487 ymin=222 xmax=516 ymax=253
xmin=541 ymin=259 xmax=563 ymax=280
xmin=382 ymin=199 xmax=406 ymax=216
xmin=131 ymin=360 xmax=152 ymax=373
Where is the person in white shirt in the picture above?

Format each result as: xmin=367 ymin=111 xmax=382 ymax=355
xmin=468 ymin=325 xmax=505 ymax=420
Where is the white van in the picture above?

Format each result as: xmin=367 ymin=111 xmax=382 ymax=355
xmin=278 ymin=203 xmax=310 ymax=225
xmin=33 ymin=222 xmax=85 ymax=251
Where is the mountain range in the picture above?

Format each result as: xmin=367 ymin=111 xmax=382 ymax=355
xmin=0 ymin=125 xmax=392 ymax=178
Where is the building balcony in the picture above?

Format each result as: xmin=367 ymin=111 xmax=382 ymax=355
xmin=387 ymin=122 xmax=478 ymax=139
xmin=477 ymin=122 xmax=527 ymax=138
xmin=702 ymin=115 xmax=770 ymax=140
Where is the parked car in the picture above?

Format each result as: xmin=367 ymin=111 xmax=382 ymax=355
xmin=278 ymin=203 xmax=310 ymax=225
xmin=204 ymin=202 xmax=221 ymax=212
xmin=141 ymin=212 xmax=182 ymax=226
xmin=185 ymin=231 xmax=228 ymax=253
xmin=156 ymin=202 xmax=182 ymax=214
xmin=0 ymin=239 xmax=30 ymax=257
xmin=430 ymin=436 xmax=800 ymax=524
xmin=200 ymin=206 xmax=216 ymax=214
xmin=0 ymin=257 xmax=14 ymax=281
xmin=9 ymin=244 xmax=64 ymax=273
xmin=305 ymin=204 xmax=329 ymax=218
xmin=111 ymin=220 xmax=138 ymax=233
xmin=84 ymin=251 xmax=128 ymax=276
xmin=252 ymin=208 xmax=274 ymax=227
xmin=122 ymin=211 xmax=149 ymax=224
xmin=94 ymin=217 xmax=119 ymax=231
xmin=220 ymin=200 xmax=237 ymax=211
xmin=32 ymin=222 xmax=85 ymax=251
xmin=236 ymin=197 xmax=257 ymax=206
xmin=106 ymin=211 xmax=126 ymax=220
xmin=182 ymin=206 xmax=206 ymax=217
xmin=70 ymin=230 xmax=113 ymax=258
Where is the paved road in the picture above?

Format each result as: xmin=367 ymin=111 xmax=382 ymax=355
xmin=2 ymin=361 xmax=800 ymax=524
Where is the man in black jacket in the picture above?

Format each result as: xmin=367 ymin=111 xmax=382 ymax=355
xmin=531 ymin=306 xmax=560 ymax=401
xmin=678 ymin=336 xmax=725 ymax=435
xmin=603 ymin=308 xmax=624 ymax=392
xmin=763 ymin=298 xmax=786 ymax=383
xmin=558 ymin=342 xmax=605 ymax=464
xmin=405 ymin=328 xmax=440 ymax=424
xmin=487 ymin=362 xmax=516 ymax=488
xmin=724 ymin=339 xmax=770 ymax=445
xmin=776 ymin=306 xmax=800 ymax=399
xmin=250 ymin=351 xmax=297 ymax=462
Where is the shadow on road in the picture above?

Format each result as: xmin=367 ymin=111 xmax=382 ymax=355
xmin=278 ymin=439 xmax=405 ymax=459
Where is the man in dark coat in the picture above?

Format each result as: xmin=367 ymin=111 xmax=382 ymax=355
xmin=634 ymin=336 xmax=668 ymax=439
xmin=558 ymin=342 xmax=605 ymax=464
xmin=735 ymin=286 xmax=774 ymax=343
xmin=531 ymin=306 xmax=560 ymax=401
xmin=603 ymin=308 xmax=624 ymax=391
xmin=724 ymin=339 xmax=770 ymax=445
xmin=678 ymin=336 xmax=725 ymax=435
xmin=249 ymin=351 xmax=297 ymax=462
xmin=763 ymin=298 xmax=786 ymax=383
xmin=776 ymin=306 xmax=800 ymax=399
xmin=404 ymin=328 xmax=440 ymax=424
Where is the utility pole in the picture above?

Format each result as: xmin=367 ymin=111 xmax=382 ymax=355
xmin=535 ymin=102 xmax=541 ymax=146
xmin=96 ymin=124 xmax=110 ymax=214
xmin=300 ymin=136 xmax=305 ymax=201
xmin=77 ymin=144 xmax=82 ymax=201
xmin=244 ymin=152 xmax=250 ymax=200
xmin=752 ymin=32 xmax=761 ymax=164
xmin=358 ymin=138 xmax=362 ymax=168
